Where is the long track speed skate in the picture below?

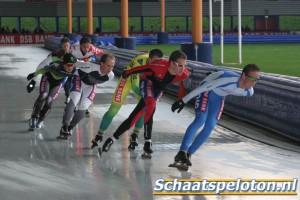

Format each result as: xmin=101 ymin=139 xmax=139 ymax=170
xmin=98 ymin=137 xmax=114 ymax=156
xmin=56 ymin=125 xmax=71 ymax=140
xmin=141 ymin=141 xmax=153 ymax=159
xmin=128 ymin=134 xmax=138 ymax=151
xmin=91 ymin=134 xmax=103 ymax=149
xmin=169 ymin=151 xmax=191 ymax=171
xmin=168 ymin=162 xmax=189 ymax=171
xmin=28 ymin=118 xmax=37 ymax=132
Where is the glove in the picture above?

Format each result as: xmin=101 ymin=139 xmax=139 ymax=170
xmin=27 ymin=73 xmax=35 ymax=81
xmin=26 ymin=80 xmax=36 ymax=93
xmin=171 ymin=100 xmax=185 ymax=113
xmin=121 ymin=70 xmax=128 ymax=79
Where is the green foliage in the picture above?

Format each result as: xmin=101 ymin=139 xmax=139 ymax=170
xmin=232 ymin=16 xmax=254 ymax=31
xmin=40 ymin=17 xmax=55 ymax=33
xmin=166 ymin=17 xmax=186 ymax=32
xmin=21 ymin=17 xmax=36 ymax=32
xmin=1 ymin=17 xmax=18 ymax=29
xmin=102 ymin=17 xmax=120 ymax=32
xmin=143 ymin=17 xmax=160 ymax=32
xmin=129 ymin=17 xmax=141 ymax=32
xmin=280 ymin=16 xmax=300 ymax=31
xmin=59 ymin=17 xmax=68 ymax=33
xmin=136 ymin=44 xmax=300 ymax=77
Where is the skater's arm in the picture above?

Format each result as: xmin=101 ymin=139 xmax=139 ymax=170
xmin=122 ymin=64 xmax=153 ymax=78
xmin=78 ymin=69 xmax=114 ymax=85
xmin=181 ymin=71 xmax=227 ymax=104
xmin=91 ymin=45 xmax=105 ymax=56
xmin=33 ymin=67 xmax=51 ymax=76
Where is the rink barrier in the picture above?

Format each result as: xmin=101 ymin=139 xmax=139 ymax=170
xmin=44 ymin=34 xmax=300 ymax=47
xmin=44 ymin=39 xmax=300 ymax=141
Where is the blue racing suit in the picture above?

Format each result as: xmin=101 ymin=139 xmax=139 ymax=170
xmin=180 ymin=71 xmax=254 ymax=154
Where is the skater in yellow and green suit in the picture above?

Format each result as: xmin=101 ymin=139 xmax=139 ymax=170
xmin=91 ymin=49 xmax=163 ymax=149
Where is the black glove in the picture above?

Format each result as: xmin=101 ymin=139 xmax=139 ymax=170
xmin=121 ymin=70 xmax=128 ymax=79
xmin=26 ymin=80 xmax=36 ymax=93
xmin=27 ymin=73 xmax=35 ymax=81
xmin=171 ymin=100 xmax=185 ymax=113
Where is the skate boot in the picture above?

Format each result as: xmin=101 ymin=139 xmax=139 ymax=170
xmin=168 ymin=151 xmax=191 ymax=171
xmin=68 ymin=125 xmax=74 ymax=136
xmin=141 ymin=141 xmax=153 ymax=159
xmin=187 ymin=152 xmax=192 ymax=166
xmin=128 ymin=133 xmax=138 ymax=150
xmin=36 ymin=118 xmax=43 ymax=129
xmin=65 ymin=96 xmax=70 ymax=104
xmin=85 ymin=109 xmax=90 ymax=118
xmin=56 ymin=125 xmax=70 ymax=140
xmin=174 ymin=151 xmax=192 ymax=166
xmin=98 ymin=137 xmax=114 ymax=155
xmin=91 ymin=133 xmax=103 ymax=149
xmin=28 ymin=118 xmax=37 ymax=131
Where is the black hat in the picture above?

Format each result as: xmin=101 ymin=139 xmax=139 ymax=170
xmin=63 ymin=53 xmax=77 ymax=64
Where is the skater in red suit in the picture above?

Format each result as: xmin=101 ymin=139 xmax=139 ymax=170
xmin=100 ymin=50 xmax=190 ymax=158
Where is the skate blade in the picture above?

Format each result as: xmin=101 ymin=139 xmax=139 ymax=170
xmin=128 ymin=145 xmax=135 ymax=151
xmin=28 ymin=128 xmax=35 ymax=132
xmin=56 ymin=135 xmax=69 ymax=140
xmin=98 ymin=148 xmax=104 ymax=156
xmin=91 ymin=143 xmax=98 ymax=149
xmin=168 ymin=163 xmax=189 ymax=171
xmin=141 ymin=153 xmax=152 ymax=159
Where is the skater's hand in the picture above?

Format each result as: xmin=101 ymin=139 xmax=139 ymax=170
xmin=171 ymin=100 xmax=185 ymax=113
xmin=27 ymin=73 xmax=35 ymax=80
xmin=121 ymin=70 xmax=128 ymax=79
xmin=26 ymin=80 xmax=36 ymax=93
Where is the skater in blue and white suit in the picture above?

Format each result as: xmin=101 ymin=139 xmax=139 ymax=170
xmin=171 ymin=64 xmax=260 ymax=166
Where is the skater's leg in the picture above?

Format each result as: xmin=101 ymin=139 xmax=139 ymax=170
xmin=127 ymin=95 xmax=144 ymax=149
xmin=39 ymin=84 xmax=62 ymax=121
xmin=187 ymin=98 xmax=224 ymax=155
xmin=92 ymin=103 xmax=122 ymax=149
xmin=92 ymin=81 xmax=129 ymax=149
xmin=128 ymin=75 xmax=143 ymax=143
xmin=62 ymin=99 xmax=77 ymax=125
xmin=31 ymin=93 xmax=48 ymax=119
xmin=179 ymin=92 xmax=210 ymax=151
xmin=69 ymin=110 xmax=85 ymax=128
xmin=132 ymin=113 xmax=144 ymax=135
xmin=141 ymin=107 xmax=156 ymax=156
xmin=139 ymin=79 xmax=157 ymax=157
xmin=31 ymin=76 xmax=50 ymax=119
xmin=101 ymin=99 xmax=145 ymax=152
xmin=98 ymin=102 xmax=122 ymax=134
xmin=62 ymin=76 xmax=82 ymax=125
xmin=173 ymin=92 xmax=214 ymax=165
xmin=144 ymin=107 xmax=155 ymax=141
xmin=143 ymin=97 xmax=156 ymax=125
xmin=112 ymin=99 xmax=145 ymax=140
xmin=63 ymin=76 xmax=72 ymax=104
xmin=179 ymin=112 xmax=207 ymax=151
xmin=59 ymin=77 xmax=81 ymax=137
xmin=127 ymin=113 xmax=144 ymax=150
xmin=69 ymin=84 xmax=95 ymax=128
xmin=98 ymin=76 xmax=131 ymax=135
